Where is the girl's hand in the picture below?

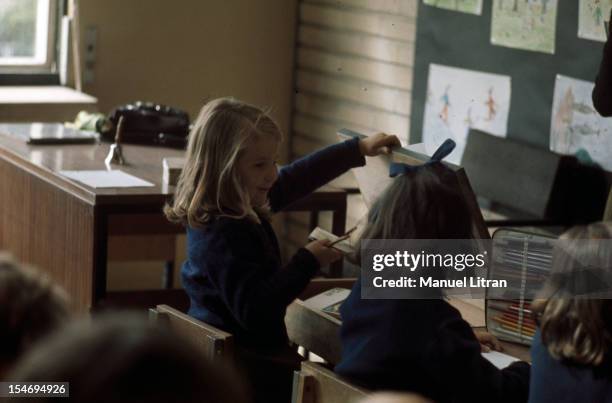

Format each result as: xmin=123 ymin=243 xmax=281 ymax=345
xmin=304 ymin=239 xmax=343 ymax=267
xmin=358 ymin=133 xmax=401 ymax=156
xmin=474 ymin=330 xmax=502 ymax=352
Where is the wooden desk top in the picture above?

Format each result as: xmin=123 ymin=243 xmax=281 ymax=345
xmin=286 ymin=291 xmax=531 ymax=365
xmin=0 ymin=126 xmax=184 ymax=206
xmin=0 ymin=125 xmax=349 ymax=208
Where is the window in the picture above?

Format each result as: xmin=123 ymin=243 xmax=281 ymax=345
xmin=0 ymin=0 xmax=60 ymax=83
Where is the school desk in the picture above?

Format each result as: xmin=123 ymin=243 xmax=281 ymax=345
xmin=0 ymin=125 xmax=348 ymax=312
xmin=285 ymin=290 xmax=531 ymax=366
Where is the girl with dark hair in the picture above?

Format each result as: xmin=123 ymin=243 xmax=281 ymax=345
xmin=335 ymin=140 xmax=530 ymax=403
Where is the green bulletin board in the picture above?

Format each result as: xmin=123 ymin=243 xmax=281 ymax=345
xmin=410 ymin=1 xmax=604 ymax=149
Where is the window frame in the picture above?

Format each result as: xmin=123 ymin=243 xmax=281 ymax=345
xmin=0 ymin=0 xmax=62 ymax=84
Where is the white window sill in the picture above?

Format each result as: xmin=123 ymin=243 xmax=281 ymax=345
xmin=0 ymin=86 xmax=97 ymax=104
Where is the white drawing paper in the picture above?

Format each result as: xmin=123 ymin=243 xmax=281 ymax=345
xmin=550 ymin=74 xmax=612 ymax=171
xmin=423 ymin=64 xmax=512 ymax=164
xmin=578 ymin=0 xmax=612 ymax=42
xmin=60 ymin=170 xmax=155 ymax=188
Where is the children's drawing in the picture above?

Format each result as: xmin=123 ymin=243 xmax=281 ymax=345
xmin=423 ymin=0 xmax=483 ymax=15
xmin=423 ymin=64 xmax=511 ymax=165
xmin=550 ymin=75 xmax=612 ymax=170
xmin=491 ymin=0 xmax=558 ymax=54
xmin=578 ymin=0 xmax=612 ymax=42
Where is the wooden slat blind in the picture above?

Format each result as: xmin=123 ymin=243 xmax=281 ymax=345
xmin=283 ymin=0 xmax=418 ymax=269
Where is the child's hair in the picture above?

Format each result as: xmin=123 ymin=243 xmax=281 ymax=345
xmin=165 ymin=97 xmax=282 ymax=227
xmin=0 ymin=254 xmax=70 ymax=377
xmin=532 ymin=222 xmax=612 ymax=366
xmin=354 ymin=163 xmax=474 ymax=262
xmin=6 ymin=313 xmax=249 ymax=403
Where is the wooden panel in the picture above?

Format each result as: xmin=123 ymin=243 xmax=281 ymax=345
xmin=296 ymin=362 xmax=368 ymax=403
xmin=151 ymin=304 xmax=234 ymax=362
xmin=293 ymin=114 xmax=376 ymax=143
xmin=304 ymin=0 xmax=418 ymax=17
xmin=296 ymin=94 xmax=410 ymax=140
xmin=107 ymin=235 xmax=176 ymax=261
xmin=286 ymin=301 xmax=344 ymax=365
xmin=296 ymin=70 xmax=411 ymax=114
xmin=0 ymin=155 xmax=95 ymax=312
xmin=300 ymin=3 xmax=416 ymax=41
xmin=288 ymin=0 xmax=417 ymax=261
xmin=0 ymin=104 xmax=97 ymax=123
xmin=298 ymin=26 xmax=414 ymax=66
xmin=108 ymin=214 xmax=182 ymax=236
xmin=297 ymin=48 xmax=413 ymax=90
xmin=293 ymin=130 xmax=333 ymax=155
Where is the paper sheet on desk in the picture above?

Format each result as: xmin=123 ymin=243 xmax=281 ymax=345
xmin=482 ymin=350 xmax=520 ymax=369
xmin=60 ymin=170 xmax=155 ymax=188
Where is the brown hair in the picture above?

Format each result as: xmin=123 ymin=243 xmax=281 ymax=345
xmin=164 ymin=97 xmax=281 ymax=227
xmin=354 ymin=163 xmax=475 ymax=260
xmin=0 ymin=254 xmax=69 ymax=377
xmin=532 ymin=222 xmax=612 ymax=365
xmin=6 ymin=313 xmax=249 ymax=403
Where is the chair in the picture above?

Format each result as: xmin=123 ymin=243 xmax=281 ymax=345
xmin=292 ymin=361 xmax=366 ymax=403
xmin=292 ymin=362 xmax=431 ymax=403
xmin=286 ymin=278 xmax=356 ymax=366
xmin=149 ymin=304 xmax=233 ymax=362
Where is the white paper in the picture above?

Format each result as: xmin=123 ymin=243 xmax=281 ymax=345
xmin=550 ymin=74 xmax=612 ymax=171
xmin=578 ymin=0 xmax=612 ymax=42
xmin=308 ymin=227 xmax=354 ymax=254
xmin=60 ymin=170 xmax=155 ymax=188
xmin=423 ymin=64 xmax=511 ymax=164
xmin=303 ymin=288 xmax=351 ymax=311
xmin=482 ymin=350 xmax=520 ymax=369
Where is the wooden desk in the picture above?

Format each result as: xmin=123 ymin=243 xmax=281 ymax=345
xmin=286 ymin=293 xmax=531 ymax=365
xmin=0 ymin=130 xmax=184 ymax=312
xmin=0 ymin=127 xmax=349 ymax=312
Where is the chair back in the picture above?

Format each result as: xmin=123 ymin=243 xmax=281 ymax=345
xmin=292 ymin=361 xmax=367 ymax=403
xmin=149 ymin=304 xmax=233 ymax=362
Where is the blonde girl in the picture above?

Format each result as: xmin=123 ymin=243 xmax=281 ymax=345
xmin=165 ymin=97 xmax=398 ymax=403
xmin=529 ymin=222 xmax=612 ymax=403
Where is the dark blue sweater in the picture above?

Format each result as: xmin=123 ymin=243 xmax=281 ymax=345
xmin=529 ymin=329 xmax=612 ymax=403
xmin=336 ymin=278 xmax=530 ymax=403
xmin=182 ymin=138 xmax=365 ymax=350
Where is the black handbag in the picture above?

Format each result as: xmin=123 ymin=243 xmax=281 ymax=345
xmin=103 ymin=101 xmax=190 ymax=148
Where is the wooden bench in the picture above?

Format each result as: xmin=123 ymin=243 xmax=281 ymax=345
xmin=286 ymin=278 xmax=356 ymax=365
xmin=292 ymin=361 xmax=367 ymax=403
xmin=292 ymin=362 xmax=431 ymax=403
xmin=149 ymin=304 xmax=233 ymax=362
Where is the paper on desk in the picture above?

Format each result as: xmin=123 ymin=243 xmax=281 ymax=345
xmin=303 ymin=288 xmax=351 ymax=311
xmin=60 ymin=170 xmax=155 ymax=188
xmin=482 ymin=350 xmax=520 ymax=369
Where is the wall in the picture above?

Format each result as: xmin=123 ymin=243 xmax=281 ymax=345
xmin=285 ymin=0 xmax=418 ymax=275
xmin=78 ymin=0 xmax=298 ymax=137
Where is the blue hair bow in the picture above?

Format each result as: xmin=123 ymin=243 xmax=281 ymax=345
xmin=389 ymin=139 xmax=456 ymax=177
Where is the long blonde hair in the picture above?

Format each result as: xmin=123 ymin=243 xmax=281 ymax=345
xmin=532 ymin=222 xmax=612 ymax=365
xmin=164 ymin=98 xmax=281 ymax=227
